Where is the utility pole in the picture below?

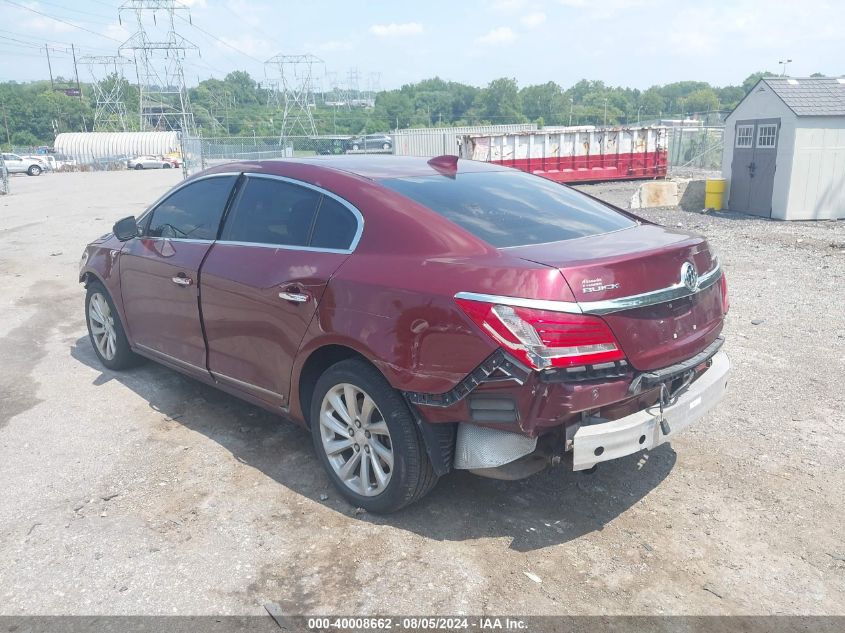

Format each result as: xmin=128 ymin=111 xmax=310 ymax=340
xmin=45 ymin=44 xmax=55 ymax=90
xmin=568 ymin=98 xmax=573 ymax=126
xmin=71 ymin=44 xmax=83 ymax=100
xmin=603 ymin=98 xmax=608 ymax=127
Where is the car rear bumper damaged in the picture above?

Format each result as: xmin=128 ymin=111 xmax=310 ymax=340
xmin=449 ymin=351 xmax=730 ymax=476
xmin=572 ymin=351 xmax=730 ymax=470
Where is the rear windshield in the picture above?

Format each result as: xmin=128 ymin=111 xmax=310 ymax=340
xmin=380 ymin=170 xmax=636 ymax=248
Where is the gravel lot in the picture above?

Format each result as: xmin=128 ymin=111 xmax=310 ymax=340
xmin=0 ymin=170 xmax=843 ymax=616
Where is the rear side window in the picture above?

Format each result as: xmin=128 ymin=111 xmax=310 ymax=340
xmin=311 ymin=196 xmax=358 ymax=250
xmin=380 ymin=170 xmax=636 ymax=248
xmin=147 ymin=175 xmax=236 ymax=240
xmin=222 ymin=177 xmax=321 ymax=246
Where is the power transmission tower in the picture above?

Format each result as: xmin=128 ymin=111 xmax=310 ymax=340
xmin=81 ymin=56 xmax=131 ymax=131
xmin=118 ymin=0 xmax=198 ymax=135
xmin=364 ymin=72 xmax=381 ymax=108
xmin=347 ymin=67 xmax=361 ymax=107
xmin=265 ymin=54 xmax=323 ymax=139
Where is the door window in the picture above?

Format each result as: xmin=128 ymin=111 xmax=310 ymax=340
xmin=735 ymin=125 xmax=754 ymax=148
xmin=146 ymin=175 xmax=237 ymax=240
xmin=310 ymin=196 xmax=360 ymax=250
xmin=221 ymin=177 xmax=321 ymax=246
xmin=756 ymin=124 xmax=778 ymax=148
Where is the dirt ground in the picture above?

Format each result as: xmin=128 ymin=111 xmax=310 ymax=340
xmin=0 ymin=170 xmax=843 ymax=616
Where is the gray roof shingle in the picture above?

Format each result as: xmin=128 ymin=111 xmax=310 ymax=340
xmin=762 ymin=77 xmax=845 ymax=116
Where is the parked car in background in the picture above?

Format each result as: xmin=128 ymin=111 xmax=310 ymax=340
xmin=80 ymin=155 xmax=730 ymax=513
xmin=1 ymin=153 xmax=45 ymax=176
xmin=32 ymin=148 xmax=78 ymax=171
xmin=21 ymin=155 xmax=54 ymax=171
xmin=162 ymin=155 xmax=182 ymax=168
xmin=127 ymin=155 xmax=177 ymax=170
xmin=312 ymin=135 xmax=353 ymax=155
xmin=346 ymin=134 xmax=392 ymax=152
xmin=53 ymin=153 xmax=78 ymax=170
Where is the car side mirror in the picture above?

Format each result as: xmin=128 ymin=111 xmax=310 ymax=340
xmin=113 ymin=216 xmax=139 ymax=241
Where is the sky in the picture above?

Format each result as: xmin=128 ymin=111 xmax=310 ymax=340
xmin=0 ymin=0 xmax=843 ymax=90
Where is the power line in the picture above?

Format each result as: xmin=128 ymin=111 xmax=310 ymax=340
xmin=1 ymin=0 xmax=122 ymax=43
xmin=174 ymin=13 xmax=264 ymax=64
xmin=0 ymin=28 xmax=115 ymax=53
xmin=28 ymin=0 xmax=118 ymax=23
xmin=220 ymin=2 xmax=279 ymax=51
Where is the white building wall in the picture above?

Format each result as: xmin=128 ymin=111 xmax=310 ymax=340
xmin=784 ymin=118 xmax=845 ymax=220
xmin=722 ymin=82 xmax=795 ymax=219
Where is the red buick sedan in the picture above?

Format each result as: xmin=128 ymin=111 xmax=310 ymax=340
xmin=79 ymin=155 xmax=730 ymax=513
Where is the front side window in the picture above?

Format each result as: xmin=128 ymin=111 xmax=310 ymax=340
xmin=735 ymin=125 xmax=754 ymax=148
xmin=221 ymin=177 xmax=321 ymax=246
xmin=380 ymin=170 xmax=636 ymax=248
xmin=146 ymin=175 xmax=237 ymax=240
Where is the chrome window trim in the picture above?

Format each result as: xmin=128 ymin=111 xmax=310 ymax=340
xmin=213 ymin=240 xmax=352 ymax=254
xmin=456 ymin=261 xmax=722 ymax=316
xmin=228 ymin=172 xmax=365 ymax=253
xmin=138 ymin=237 xmax=213 ymax=244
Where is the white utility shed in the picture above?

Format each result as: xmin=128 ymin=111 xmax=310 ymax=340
xmin=722 ymin=77 xmax=845 ymax=220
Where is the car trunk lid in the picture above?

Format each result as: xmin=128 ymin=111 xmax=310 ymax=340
xmin=508 ymin=224 xmax=724 ymax=371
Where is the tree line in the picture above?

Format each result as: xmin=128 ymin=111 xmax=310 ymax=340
xmin=0 ymin=70 xmax=806 ymax=147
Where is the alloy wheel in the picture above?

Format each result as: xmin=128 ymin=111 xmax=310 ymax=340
xmin=319 ymin=383 xmax=394 ymax=496
xmin=88 ymin=292 xmax=117 ymax=361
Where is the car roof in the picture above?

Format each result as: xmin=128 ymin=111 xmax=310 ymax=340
xmin=232 ymin=155 xmax=512 ymax=180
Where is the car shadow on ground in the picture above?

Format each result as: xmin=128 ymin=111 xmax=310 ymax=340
xmin=71 ymin=337 xmax=676 ymax=552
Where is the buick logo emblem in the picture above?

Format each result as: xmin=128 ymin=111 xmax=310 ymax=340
xmin=681 ymin=262 xmax=699 ymax=292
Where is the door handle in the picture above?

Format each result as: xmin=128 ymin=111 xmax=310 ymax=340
xmin=171 ymin=275 xmax=193 ymax=287
xmin=278 ymin=291 xmax=309 ymax=303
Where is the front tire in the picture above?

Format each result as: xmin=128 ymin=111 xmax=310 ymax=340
xmin=134 ymin=164 xmax=143 ymax=170
xmin=27 ymin=165 xmax=42 ymax=176
xmin=85 ymin=282 xmax=140 ymax=370
xmin=310 ymin=358 xmax=438 ymax=513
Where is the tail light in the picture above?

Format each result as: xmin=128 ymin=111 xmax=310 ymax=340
xmin=719 ymin=273 xmax=729 ymax=314
xmin=456 ymin=298 xmax=625 ymax=371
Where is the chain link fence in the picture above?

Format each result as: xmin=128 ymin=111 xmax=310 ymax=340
xmin=0 ymin=153 xmax=8 ymax=195
xmin=667 ymin=126 xmax=724 ymax=173
xmin=179 ymin=128 xmax=726 ymax=180
xmin=180 ymin=135 xmax=394 ymax=177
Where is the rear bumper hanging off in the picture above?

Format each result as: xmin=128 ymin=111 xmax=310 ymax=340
xmin=572 ymin=351 xmax=731 ymax=470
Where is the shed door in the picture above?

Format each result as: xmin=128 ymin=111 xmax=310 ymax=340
xmin=729 ymin=118 xmax=780 ymax=217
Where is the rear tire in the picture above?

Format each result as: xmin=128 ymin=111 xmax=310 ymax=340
xmin=27 ymin=165 xmax=42 ymax=176
xmin=134 ymin=164 xmax=143 ymax=170
xmin=85 ymin=281 xmax=141 ymax=370
xmin=162 ymin=162 xmax=172 ymax=169
xmin=382 ymin=142 xmax=390 ymax=150
xmin=310 ymin=358 xmax=438 ymax=513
